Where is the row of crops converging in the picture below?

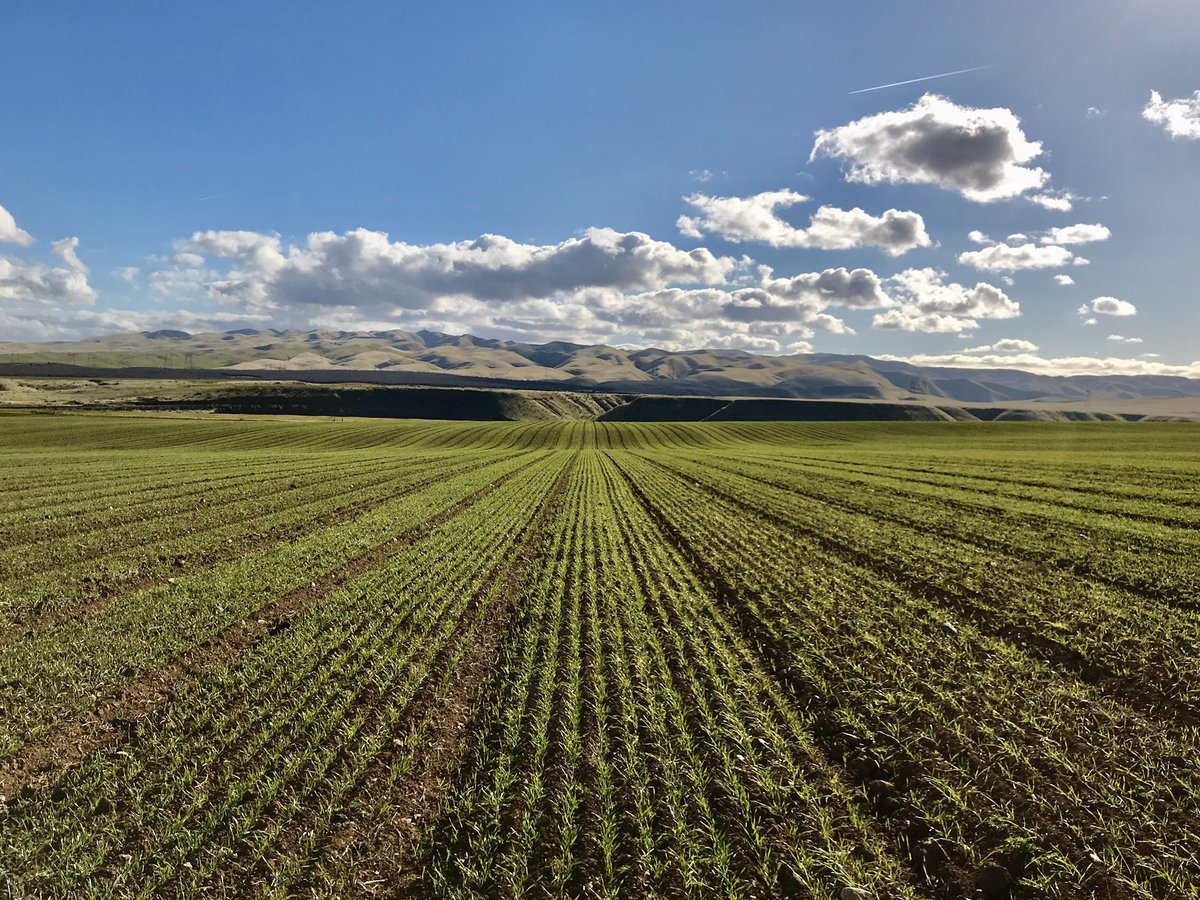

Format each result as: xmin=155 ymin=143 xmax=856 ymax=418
xmin=2 ymin=414 xmax=1199 ymax=898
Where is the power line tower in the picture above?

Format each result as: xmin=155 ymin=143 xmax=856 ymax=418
xmin=183 ymin=351 xmax=195 ymax=369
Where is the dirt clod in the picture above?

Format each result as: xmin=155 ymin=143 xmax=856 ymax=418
xmin=975 ymin=862 xmax=1013 ymax=898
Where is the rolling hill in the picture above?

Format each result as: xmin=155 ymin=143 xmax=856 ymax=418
xmin=2 ymin=327 xmax=1199 ymax=407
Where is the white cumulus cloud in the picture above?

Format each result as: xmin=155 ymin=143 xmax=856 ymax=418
xmin=146 ymin=225 xmax=911 ymax=351
xmin=1143 ymin=90 xmax=1200 ymax=140
xmin=1054 ymin=274 xmax=1075 ymax=286
xmin=878 ymin=350 xmax=1200 ymax=378
xmin=181 ymin=227 xmax=737 ymax=313
xmin=0 ymin=208 xmax=105 ymax=322
xmin=1040 ymin=223 xmax=1111 ymax=245
xmin=52 ymin=237 xmax=88 ymax=274
xmin=1 ymin=238 xmax=96 ymax=307
xmin=677 ymin=189 xmax=930 ymax=255
xmin=958 ymin=242 xmax=1076 ymax=272
xmin=963 ymin=338 xmax=1039 ymax=353
xmin=811 ymin=93 xmax=1049 ymax=202
xmin=1090 ymin=296 xmax=1137 ymax=316
xmin=0 ymin=203 xmax=34 ymax=246
xmin=0 ymin=306 xmax=269 ymax=343
xmin=1029 ymin=191 xmax=1075 ymax=212
xmin=873 ymin=267 xmax=1018 ymax=333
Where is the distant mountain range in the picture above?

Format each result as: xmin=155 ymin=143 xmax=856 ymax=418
xmin=3 ymin=327 xmax=1200 ymax=406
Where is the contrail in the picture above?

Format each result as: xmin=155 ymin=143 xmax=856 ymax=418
xmin=849 ymin=65 xmax=992 ymax=95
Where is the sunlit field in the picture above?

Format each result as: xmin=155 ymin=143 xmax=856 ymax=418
xmin=1 ymin=412 xmax=1197 ymax=898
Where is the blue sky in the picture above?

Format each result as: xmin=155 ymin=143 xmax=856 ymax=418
xmin=2 ymin=0 xmax=1198 ymax=374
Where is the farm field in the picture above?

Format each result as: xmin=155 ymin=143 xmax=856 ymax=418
xmin=1 ymin=411 xmax=1199 ymax=899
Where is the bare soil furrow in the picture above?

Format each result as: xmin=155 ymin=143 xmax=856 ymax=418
xmin=329 ymin=455 xmax=577 ymax=899
xmin=0 ymin=457 xmax=494 ymax=649
xmin=612 ymin=455 xmax=1139 ymax=900
xmin=0 ymin=463 xmax=530 ymax=801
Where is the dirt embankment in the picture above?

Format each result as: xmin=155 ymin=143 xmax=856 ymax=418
xmin=5 ymin=380 xmax=630 ymax=421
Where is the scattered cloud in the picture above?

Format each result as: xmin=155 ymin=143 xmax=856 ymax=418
xmin=0 ymin=220 xmax=112 ymax=339
xmin=0 ymin=203 xmax=34 ymax=246
xmin=677 ymin=189 xmax=931 ymax=255
xmin=1054 ymin=274 xmax=1075 ymax=286
xmin=115 ymin=266 xmax=141 ymax=282
xmin=1029 ymin=191 xmax=1075 ymax=212
xmin=1001 ymin=275 xmax=1015 ymax=286
xmin=1041 ymin=223 xmax=1111 ymax=245
xmin=1 ymin=237 xmax=96 ymax=307
xmin=811 ymin=93 xmax=1049 ymax=202
xmin=957 ymin=224 xmax=1106 ymax=272
xmin=52 ymin=237 xmax=88 ymax=274
xmin=0 ymin=305 xmax=268 ymax=343
xmin=1143 ymin=90 xmax=1200 ymax=140
xmin=1107 ymin=334 xmax=1143 ymax=343
xmin=877 ymin=350 xmax=1200 ymax=378
xmin=1086 ymin=107 xmax=1106 ymax=120
xmin=873 ymin=267 xmax=1017 ymax=332
xmin=964 ymin=338 xmax=1039 ymax=353
xmin=181 ymin=227 xmax=737 ymax=311
xmin=689 ymin=169 xmax=716 ymax=183
xmin=147 ymin=226 xmax=909 ymax=352
xmin=758 ymin=264 xmax=891 ymax=309
xmin=1090 ymin=296 xmax=1137 ymax=316
xmin=1083 ymin=317 xmax=1097 ymax=325
xmin=958 ymin=242 xmax=1076 ymax=272
xmin=147 ymin=251 xmax=219 ymax=299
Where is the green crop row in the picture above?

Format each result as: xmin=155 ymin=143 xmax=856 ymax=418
xmin=0 ymin=451 xmax=535 ymax=755
xmin=0 ymin=453 xmax=572 ymax=897
xmin=617 ymin=452 xmax=1200 ymax=897
xmin=3 ymin=413 xmax=1200 ymax=899
xmin=652 ymin=451 xmax=1200 ymax=712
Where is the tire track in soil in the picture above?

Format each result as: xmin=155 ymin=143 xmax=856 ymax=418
xmin=611 ymin=455 xmax=1139 ymax=900
xmin=0 ymin=461 xmax=534 ymax=801
xmin=0 ymin=455 xmax=517 ymax=649
xmin=319 ymin=454 xmax=578 ymax=899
